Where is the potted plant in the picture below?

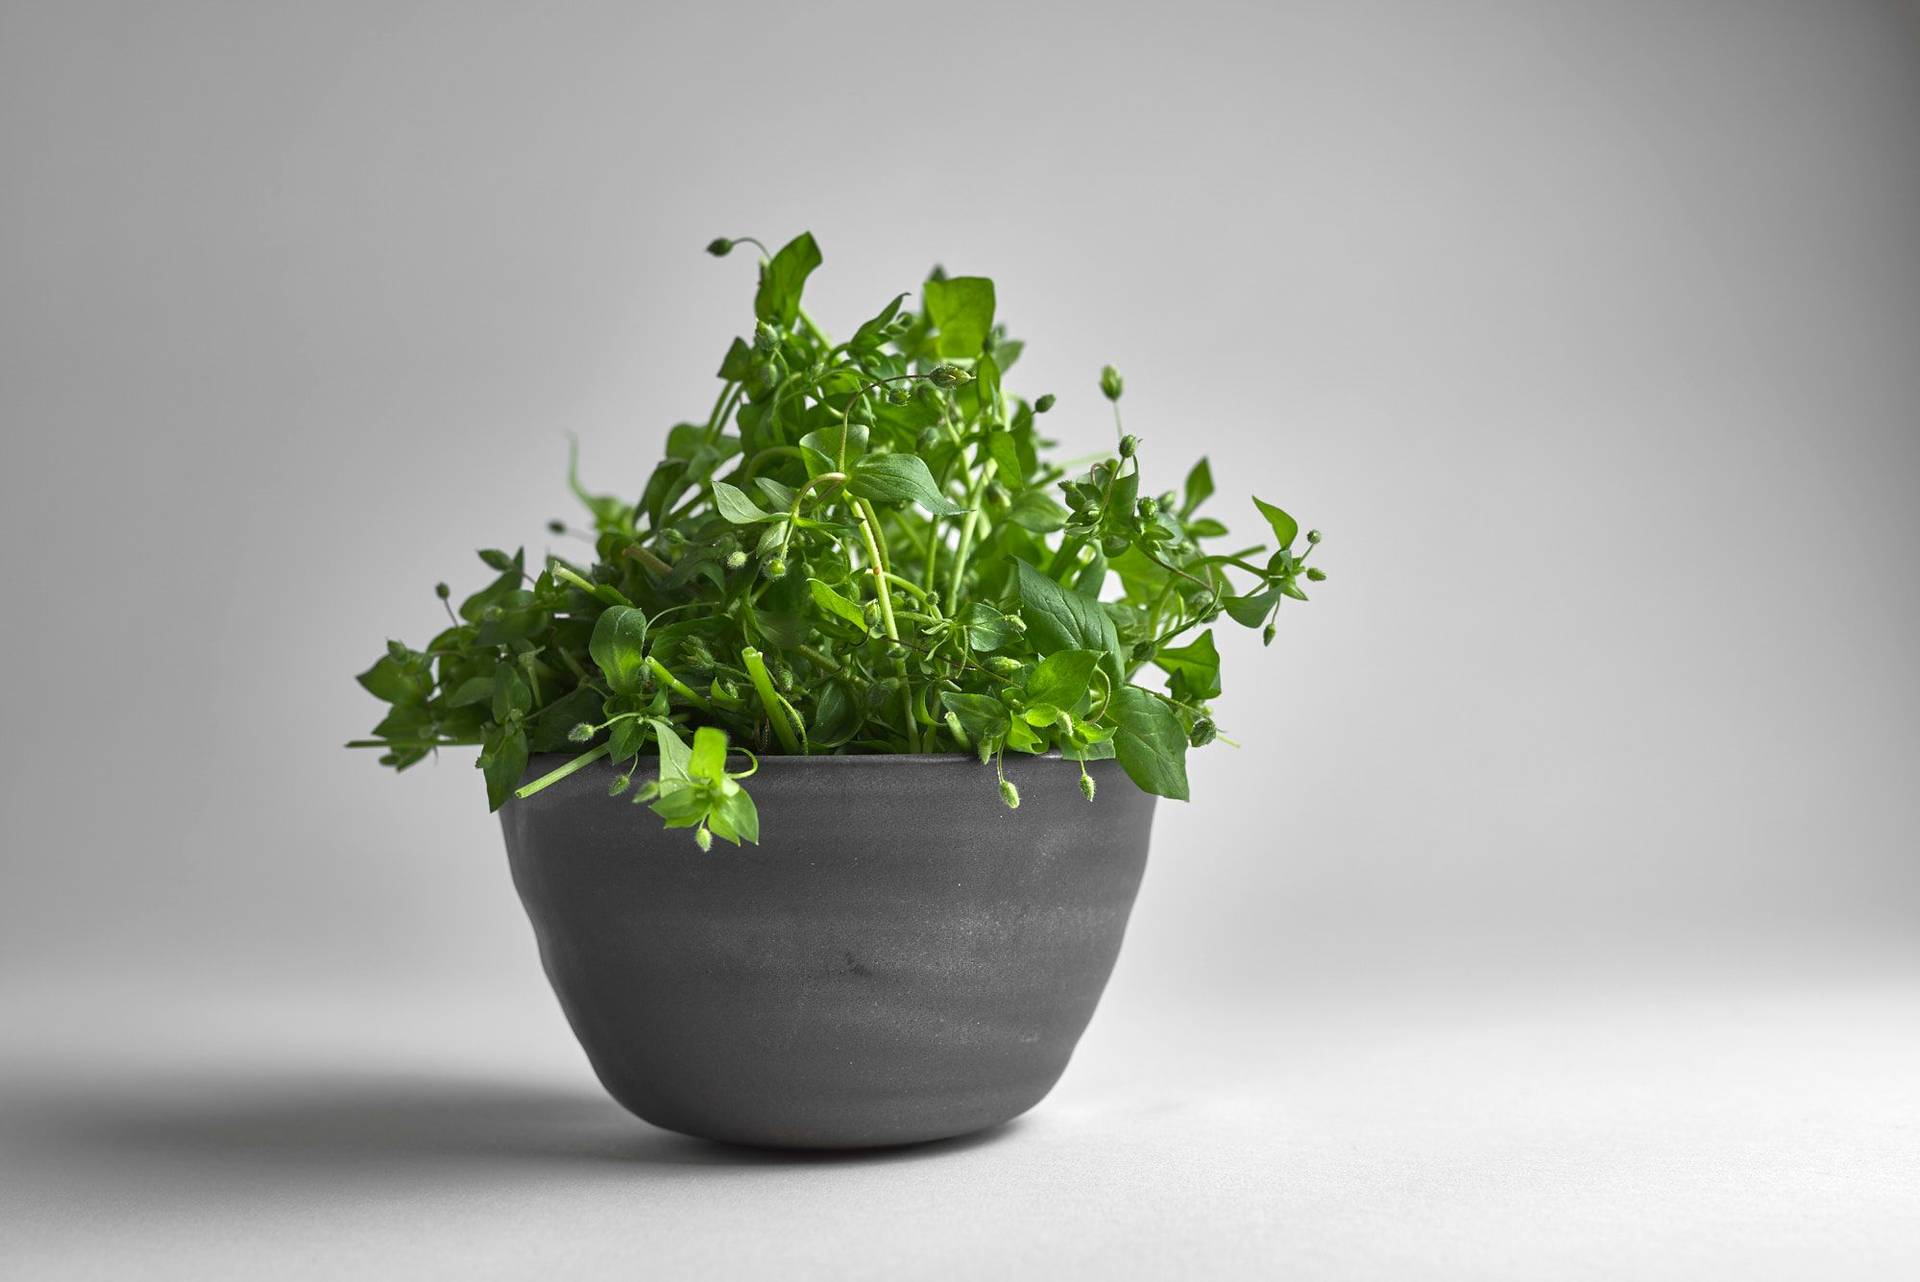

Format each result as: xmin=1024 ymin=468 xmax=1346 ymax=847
xmin=351 ymin=233 xmax=1327 ymax=1148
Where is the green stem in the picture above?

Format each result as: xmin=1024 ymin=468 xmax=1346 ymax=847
xmin=645 ymin=657 xmax=712 ymax=711
xmin=513 ymin=744 xmax=609 ymax=799
xmin=853 ymin=496 xmax=919 ymax=751
xmin=945 ymin=459 xmax=997 ymax=613
xmin=742 ymin=646 xmax=804 ymax=754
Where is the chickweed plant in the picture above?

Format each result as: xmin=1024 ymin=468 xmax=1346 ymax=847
xmin=352 ymin=234 xmax=1324 ymax=849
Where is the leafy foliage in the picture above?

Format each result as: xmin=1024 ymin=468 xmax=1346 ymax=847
xmin=351 ymin=233 xmax=1327 ymax=848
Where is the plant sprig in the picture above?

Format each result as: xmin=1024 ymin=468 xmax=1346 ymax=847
xmin=352 ymin=232 xmax=1326 ymax=846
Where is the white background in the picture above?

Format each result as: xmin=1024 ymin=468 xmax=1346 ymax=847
xmin=4 ymin=2 xmax=1918 ymax=1277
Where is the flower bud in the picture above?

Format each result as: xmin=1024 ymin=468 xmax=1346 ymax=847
xmin=1306 ymin=566 xmax=1327 ymax=581
xmin=916 ymin=426 xmax=942 ymax=453
xmin=762 ymin=556 xmax=788 ymax=580
xmin=547 ymin=520 xmax=566 ymax=535
xmin=1079 ymin=772 xmax=1097 ymax=801
xmin=1034 ymin=393 xmax=1056 ymax=413
xmin=694 ymin=825 xmax=713 ymax=852
xmin=1189 ymin=718 xmax=1217 ymax=748
xmin=1119 ymin=434 xmax=1139 ymax=459
xmin=1006 ymin=616 xmax=1026 ymax=633
xmin=705 ymin=238 xmax=735 ymax=257
xmin=927 ymin=363 xmax=972 ymax=388
xmin=753 ymin=322 xmax=777 ymax=354
xmin=1099 ymin=365 xmax=1124 ymax=401
xmin=1262 ymin=623 xmax=1277 ymax=646
xmin=568 ymin=723 xmax=595 ymax=743
xmin=1307 ymin=529 xmax=1322 ymax=544
xmin=1136 ymin=496 xmax=1158 ymax=518
xmin=747 ymin=361 xmax=779 ymax=397
xmin=1082 ymin=502 xmax=1103 ymax=522
xmin=998 ymin=778 xmax=1021 ymax=809
xmin=989 ymin=656 xmax=1023 ymax=676
xmin=886 ymin=642 xmax=908 ymax=660
xmin=435 ymin=582 xmax=450 ymax=600
xmin=608 ymin=773 xmax=632 ymax=797
xmin=725 ymin=550 xmax=748 ymax=571
xmin=1102 ymin=534 xmax=1130 ymax=557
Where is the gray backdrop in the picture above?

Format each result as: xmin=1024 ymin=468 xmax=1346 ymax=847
xmin=3 ymin=2 xmax=1918 ymax=1278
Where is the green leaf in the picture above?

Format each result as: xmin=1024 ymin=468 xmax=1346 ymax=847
xmin=717 ymin=336 xmax=755 ymax=381
xmin=1014 ymin=559 xmax=1125 ymax=686
xmin=1025 ymin=650 xmax=1099 ymax=711
xmin=689 ymin=725 xmax=729 ymax=781
xmin=923 ymin=276 xmax=996 ymax=358
xmin=808 ymin=578 xmax=869 ymax=631
xmin=445 ymin=675 xmax=495 ymax=708
xmin=1005 ymin=489 xmax=1066 ymax=533
xmin=1154 ymin=629 xmax=1221 ymax=699
xmin=847 ymin=453 xmax=968 ymax=516
xmin=528 ymin=686 xmax=603 ymax=751
xmin=1223 ymin=584 xmax=1283 ymax=628
xmin=941 ymin=692 xmax=1009 ymax=747
xmin=1182 ymin=458 xmax=1215 ymax=517
xmin=712 ymin=480 xmax=777 ymax=524
xmin=1111 ymin=687 xmax=1190 ymax=801
xmin=491 ymin=664 xmax=532 ymax=721
xmin=849 ymin=293 xmax=907 ymax=352
xmin=608 ymin=716 xmax=648 ymax=761
xmin=961 ymin=602 xmax=1020 ymax=652
xmin=753 ymin=231 xmax=822 ymax=327
xmin=1253 ymin=496 xmax=1298 ymax=550
xmin=799 ymin=423 xmax=867 ymax=472
xmin=482 ymin=727 xmax=529 ymax=812
xmin=588 ymin=605 xmax=649 ymax=694
xmin=707 ymin=786 xmax=760 ymax=845
xmin=650 ymin=719 xmax=692 ymax=784
xmin=357 ymin=653 xmax=430 ymax=705
xmin=986 ymin=430 xmax=1024 ymax=486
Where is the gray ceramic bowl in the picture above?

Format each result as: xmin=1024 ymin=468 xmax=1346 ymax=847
xmin=501 ymin=751 xmax=1156 ymax=1149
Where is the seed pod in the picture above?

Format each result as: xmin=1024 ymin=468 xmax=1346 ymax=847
xmin=1034 ymin=393 xmax=1056 ymax=413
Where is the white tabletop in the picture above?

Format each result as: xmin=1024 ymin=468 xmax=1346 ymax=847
xmin=6 ymin=949 xmax=1915 ymax=1281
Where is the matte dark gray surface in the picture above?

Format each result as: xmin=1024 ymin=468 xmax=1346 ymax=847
xmin=502 ymin=753 xmax=1155 ymax=1148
